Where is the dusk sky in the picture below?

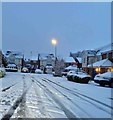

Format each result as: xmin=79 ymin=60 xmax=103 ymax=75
xmin=2 ymin=2 xmax=111 ymax=58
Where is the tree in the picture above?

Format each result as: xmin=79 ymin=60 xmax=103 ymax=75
xmin=2 ymin=54 xmax=8 ymax=67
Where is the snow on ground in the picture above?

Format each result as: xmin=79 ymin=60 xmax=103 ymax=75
xmin=0 ymin=72 xmax=113 ymax=119
xmin=37 ymin=74 xmax=112 ymax=118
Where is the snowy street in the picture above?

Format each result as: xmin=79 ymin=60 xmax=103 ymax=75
xmin=0 ymin=72 xmax=113 ymax=119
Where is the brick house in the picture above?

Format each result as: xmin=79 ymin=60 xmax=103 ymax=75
xmin=64 ymin=57 xmax=76 ymax=67
xmin=87 ymin=43 xmax=113 ymax=75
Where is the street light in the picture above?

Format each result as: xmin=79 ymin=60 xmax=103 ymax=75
xmin=51 ymin=38 xmax=58 ymax=66
xmin=51 ymin=38 xmax=57 ymax=59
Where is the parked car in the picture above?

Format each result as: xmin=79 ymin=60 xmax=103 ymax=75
xmin=94 ymin=72 xmax=113 ymax=88
xmin=67 ymin=70 xmax=76 ymax=81
xmin=67 ymin=70 xmax=91 ymax=83
xmin=0 ymin=67 xmax=6 ymax=78
xmin=62 ymin=65 xmax=78 ymax=76
xmin=46 ymin=65 xmax=53 ymax=74
xmin=30 ymin=67 xmax=36 ymax=73
xmin=35 ymin=69 xmax=43 ymax=74
xmin=61 ymin=69 xmax=69 ymax=76
xmin=5 ymin=64 xmax=18 ymax=72
xmin=21 ymin=67 xmax=29 ymax=73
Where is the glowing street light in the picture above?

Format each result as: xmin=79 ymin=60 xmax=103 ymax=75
xmin=51 ymin=39 xmax=57 ymax=46
xmin=51 ymin=38 xmax=57 ymax=58
xmin=51 ymin=38 xmax=58 ymax=65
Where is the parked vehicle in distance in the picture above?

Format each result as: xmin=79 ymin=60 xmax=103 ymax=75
xmin=46 ymin=64 xmax=53 ymax=74
xmin=5 ymin=64 xmax=18 ymax=72
xmin=35 ymin=69 xmax=43 ymax=74
xmin=62 ymin=65 xmax=78 ymax=76
xmin=25 ymin=64 xmax=31 ymax=72
xmin=94 ymin=72 xmax=113 ymax=88
xmin=67 ymin=70 xmax=91 ymax=84
xmin=0 ymin=67 xmax=6 ymax=78
xmin=21 ymin=67 xmax=29 ymax=73
xmin=61 ymin=69 xmax=69 ymax=76
xmin=30 ymin=67 xmax=36 ymax=73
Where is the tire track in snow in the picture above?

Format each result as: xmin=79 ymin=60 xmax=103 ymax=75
xmin=43 ymin=77 xmax=113 ymax=110
xmin=32 ymin=81 xmax=51 ymax=118
xmin=31 ymin=76 xmax=80 ymax=119
xmin=34 ymin=77 xmax=112 ymax=117
xmin=31 ymin=79 xmax=69 ymax=118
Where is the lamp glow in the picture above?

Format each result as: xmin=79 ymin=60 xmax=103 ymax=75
xmin=51 ymin=39 xmax=57 ymax=46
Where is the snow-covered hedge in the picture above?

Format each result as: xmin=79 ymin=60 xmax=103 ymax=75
xmin=0 ymin=67 xmax=6 ymax=78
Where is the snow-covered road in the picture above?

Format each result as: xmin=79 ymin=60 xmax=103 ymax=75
xmin=0 ymin=72 xmax=113 ymax=119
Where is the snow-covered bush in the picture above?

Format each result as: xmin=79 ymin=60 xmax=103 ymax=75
xmin=0 ymin=67 xmax=6 ymax=78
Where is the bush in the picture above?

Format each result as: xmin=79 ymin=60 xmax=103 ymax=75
xmin=0 ymin=68 xmax=6 ymax=78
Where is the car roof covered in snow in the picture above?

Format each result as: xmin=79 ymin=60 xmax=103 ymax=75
xmin=7 ymin=64 xmax=17 ymax=67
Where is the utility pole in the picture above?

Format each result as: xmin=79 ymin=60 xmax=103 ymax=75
xmin=38 ymin=53 xmax=40 ymax=69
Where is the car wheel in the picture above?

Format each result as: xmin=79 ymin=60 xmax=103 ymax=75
xmin=99 ymin=83 xmax=105 ymax=87
xmin=110 ymin=82 xmax=113 ymax=88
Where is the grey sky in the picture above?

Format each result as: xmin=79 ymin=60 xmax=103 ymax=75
xmin=2 ymin=2 xmax=111 ymax=58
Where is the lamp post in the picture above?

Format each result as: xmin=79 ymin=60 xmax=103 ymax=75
xmin=51 ymin=38 xmax=57 ymax=65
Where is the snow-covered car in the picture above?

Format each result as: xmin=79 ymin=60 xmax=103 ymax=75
xmin=35 ymin=69 xmax=43 ymax=74
xmin=5 ymin=64 xmax=18 ymax=72
xmin=61 ymin=69 xmax=69 ymax=76
xmin=94 ymin=72 xmax=113 ymax=88
xmin=0 ymin=67 xmax=6 ymax=78
xmin=67 ymin=70 xmax=77 ymax=81
xmin=72 ymin=72 xmax=91 ymax=83
xmin=67 ymin=70 xmax=91 ymax=83
xmin=21 ymin=67 xmax=29 ymax=73
xmin=62 ymin=65 xmax=78 ymax=76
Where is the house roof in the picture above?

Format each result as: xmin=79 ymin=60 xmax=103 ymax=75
xmin=96 ymin=43 xmax=113 ymax=55
xmin=64 ymin=57 xmax=75 ymax=63
xmin=31 ymin=56 xmax=38 ymax=61
xmin=88 ymin=58 xmax=113 ymax=68
xmin=6 ymin=51 xmax=23 ymax=59
xmin=65 ymin=65 xmax=77 ymax=70
xmin=87 ymin=50 xmax=97 ymax=56
xmin=76 ymin=57 xmax=82 ymax=63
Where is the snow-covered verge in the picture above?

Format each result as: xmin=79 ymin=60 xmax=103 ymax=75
xmin=0 ymin=72 xmax=113 ymax=119
xmin=0 ymin=72 xmax=31 ymax=119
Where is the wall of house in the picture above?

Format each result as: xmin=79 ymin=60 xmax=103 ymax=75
xmin=0 ymin=51 xmax=2 ymax=65
xmin=102 ymin=51 xmax=113 ymax=60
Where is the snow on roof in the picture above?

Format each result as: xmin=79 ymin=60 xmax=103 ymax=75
xmin=76 ymin=57 xmax=82 ymax=63
xmin=15 ymin=55 xmax=23 ymax=59
xmin=96 ymin=43 xmax=113 ymax=55
xmin=64 ymin=57 xmax=75 ymax=63
xmin=88 ymin=58 xmax=113 ymax=68
xmin=31 ymin=56 xmax=38 ymax=61
xmin=46 ymin=66 xmax=53 ymax=68
xmin=82 ymin=50 xmax=96 ymax=56
xmin=87 ymin=50 xmax=96 ymax=56
xmin=65 ymin=65 xmax=77 ymax=70
xmin=5 ymin=51 xmax=23 ymax=59
xmin=40 ymin=56 xmax=47 ymax=60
